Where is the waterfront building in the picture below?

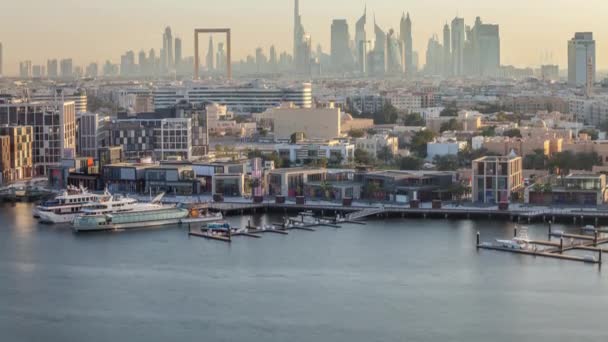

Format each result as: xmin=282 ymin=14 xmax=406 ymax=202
xmin=359 ymin=170 xmax=458 ymax=202
xmin=76 ymin=113 xmax=102 ymax=158
xmin=0 ymin=101 xmax=76 ymax=176
xmin=267 ymin=167 xmax=326 ymax=197
xmin=0 ymin=136 xmax=9 ymax=182
xmin=525 ymin=173 xmax=608 ymax=206
xmin=100 ymin=112 xmax=192 ymax=161
xmin=472 ymin=154 xmax=524 ymax=203
xmin=0 ymin=125 xmax=34 ymax=182
xmin=568 ymin=32 xmax=595 ymax=86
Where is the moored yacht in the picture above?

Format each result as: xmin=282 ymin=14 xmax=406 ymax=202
xmin=72 ymin=193 xmax=222 ymax=232
xmin=35 ymin=186 xmax=110 ymax=223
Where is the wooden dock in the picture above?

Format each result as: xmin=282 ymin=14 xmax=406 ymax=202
xmin=477 ymin=225 xmax=605 ymax=265
xmin=188 ymin=230 xmax=231 ymax=242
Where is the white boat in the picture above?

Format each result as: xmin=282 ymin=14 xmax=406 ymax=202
xmin=36 ymin=187 xmax=110 ymax=223
xmin=495 ymin=239 xmax=526 ymax=250
xmin=72 ymin=193 xmax=221 ymax=232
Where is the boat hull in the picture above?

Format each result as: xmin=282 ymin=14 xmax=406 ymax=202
xmin=73 ymin=209 xmax=222 ymax=232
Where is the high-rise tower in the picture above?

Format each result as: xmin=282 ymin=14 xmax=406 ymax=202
xmin=400 ymin=13 xmax=413 ymax=75
xmin=163 ymin=27 xmax=174 ymax=69
xmin=206 ymin=36 xmax=215 ymax=71
xmin=568 ymin=32 xmax=595 ymax=86
xmin=355 ymin=6 xmax=368 ymax=74
xmin=443 ymin=23 xmax=451 ymax=76
xmin=451 ymin=17 xmax=465 ymax=76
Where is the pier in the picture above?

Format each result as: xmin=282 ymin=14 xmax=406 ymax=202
xmin=477 ymin=224 xmax=607 ymax=265
xmin=202 ymin=201 xmax=608 ymax=226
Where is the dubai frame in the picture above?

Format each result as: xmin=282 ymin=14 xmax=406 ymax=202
xmin=194 ymin=28 xmax=231 ymax=79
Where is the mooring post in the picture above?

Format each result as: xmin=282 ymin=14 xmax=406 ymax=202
xmin=595 ymin=231 xmax=598 ymax=247
xmin=548 ymin=221 xmax=552 ymax=240
xmin=514 ymin=226 xmax=517 ymax=238
xmin=560 ymin=237 xmax=563 ymax=254
xmin=599 ymin=249 xmax=603 ymax=264
xmin=476 ymin=231 xmax=480 ymax=248
xmin=247 ymin=219 xmax=251 ymax=229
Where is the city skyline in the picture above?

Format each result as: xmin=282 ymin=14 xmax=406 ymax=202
xmin=2 ymin=0 xmax=608 ymax=75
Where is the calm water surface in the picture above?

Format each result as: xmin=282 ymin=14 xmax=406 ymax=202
xmin=1 ymin=203 xmax=607 ymax=342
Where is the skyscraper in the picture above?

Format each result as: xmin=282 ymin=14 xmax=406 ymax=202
xmin=476 ymin=20 xmax=500 ymax=77
xmin=451 ymin=17 xmax=465 ymax=76
xmin=355 ymin=6 xmax=368 ymax=74
xmin=330 ymin=19 xmax=353 ymax=73
xmin=47 ymin=59 xmax=58 ymax=78
xmin=216 ymin=43 xmax=226 ymax=73
xmin=19 ymin=61 xmax=32 ymax=78
xmin=443 ymin=23 xmax=451 ymax=76
xmin=568 ymin=32 xmax=595 ymax=86
xmin=174 ymin=37 xmax=182 ymax=67
xmin=163 ymin=27 xmax=174 ymax=69
xmin=0 ymin=42 xmax=3 ymax=76
xmin=206 ymin=37 xmax=215 ymax=71
xmin=400 ymin=13 xmax=413 ymax=75
xmin=269 ymin=45 xmax=278 ymax=72
xmin=60 ymin=58 xmax=73 ymax=78
xmin=371 ymin=17 xmax=387 ymax=76
xmin=293 ymin=0 xmax=303 ymax=67
xmin=386 ymin=29 xmax=403 ymax=74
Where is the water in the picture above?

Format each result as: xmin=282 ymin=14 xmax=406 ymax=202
xmin=1 ymin=203 xmax=607 ymax=342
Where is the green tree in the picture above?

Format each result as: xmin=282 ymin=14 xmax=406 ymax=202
xmin=434 ymin=155 xmax=459 ymax=171
xmin=440 ymin=118 xmax=463 ymax=133
xmin=374 ymin=104 xmax=399 ymax=124
xmin=403 ymin=113 xmax=425 ymax=126
xmin=523 ymin=149 xmax=548 ymax=170
xmin=396 ymin=156 xmax=424 ymax=170
xmin=579 ymin=128 xmax=599 ymax=140
xmin=290 ymin=132 xmax=306 ymax=143
xmin=480 ymin=126 xmax=496 ymax=137
xmin=348 ymin=129 xmax=365 ymax=138
xmin=354 ymin=148 xmax=374 ymax=165
xmin=440 ymin=101 xmax=458 ymax=117
xmin=410 ymin=130 xmax=437 ymax=158
xmin=377 ymin=146 xmax=394 ymax=164
xmin=503 ymin=128 xmax=522 ymax=138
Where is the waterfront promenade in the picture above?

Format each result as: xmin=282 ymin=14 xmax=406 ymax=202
xmin=132 ymin=194 xmax=608 ymax=225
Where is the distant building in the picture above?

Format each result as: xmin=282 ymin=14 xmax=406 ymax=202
xmin=472 ymin=154 xmax=523 ymax=203
xmin=355 ymin=134 xmax=398 ymax=159
xmin=257 ymin=103 xmax=341 ymax=140
xmin=330 ymin=19 xmax=353 ymax=73
xmin=568 ymin=32 xmax=595 ymax=86
xmin=525 ymin=173 xmax=608 ymax=206
xmin=60 ymin=59 xmax=73 ymax=78
xmin=153 ymin=82 xmax=312 ymax=113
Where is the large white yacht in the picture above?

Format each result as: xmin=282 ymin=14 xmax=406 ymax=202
xmin=35 ymin=187 xmax=110 ymax=224
xmin=72 ymin=193 xmax=222 ymax=232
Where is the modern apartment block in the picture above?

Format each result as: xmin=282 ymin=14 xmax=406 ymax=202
xmin=100 ymin=112 xmax=192 ymax=161
xmin=0 ymin=101 xmax=76 ymax=176
xmin=0 ymin=125 xmax=34 ymax=181
xmin=472 ymin=154 xmax=523 ymax=203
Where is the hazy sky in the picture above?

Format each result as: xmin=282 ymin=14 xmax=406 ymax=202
xmin=1 ymin=0 xmax=607 ymax=75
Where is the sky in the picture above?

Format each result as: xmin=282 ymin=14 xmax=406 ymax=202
xmin=1 ymin=0 xmax=608 ymax=75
